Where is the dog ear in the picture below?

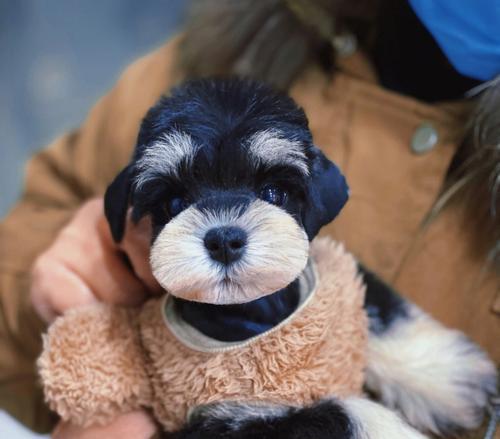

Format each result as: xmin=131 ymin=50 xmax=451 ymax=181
xmin=104 ymin=164 xmax=134 ymax=243
xmin=302 ymin=146 xmax=349 ymax=240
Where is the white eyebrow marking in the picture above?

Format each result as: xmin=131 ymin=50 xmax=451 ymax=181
xmin=134 ymin=131 xmax=197 ymax=189
xmin=247 ymin=129 xmax=309 ymax=175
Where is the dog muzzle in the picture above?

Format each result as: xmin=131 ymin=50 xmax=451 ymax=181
xmin=150 ymin=199 xmax=309 ymax=304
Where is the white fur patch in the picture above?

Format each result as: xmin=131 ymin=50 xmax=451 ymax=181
xmin=150 ymin=199 xmax=309 ymax=304
xmin=134 ymin=131 xmax=196 ymax=188
xmin=344 ymin=397 xmax=428 ymax=439
xmin=247 ymin=129 xmax=309 ymax=175
xmin=365 ymin=306 xmax=497 ymax=435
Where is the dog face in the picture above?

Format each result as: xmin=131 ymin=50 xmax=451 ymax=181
xmin=105 ymin=79 xmax=348 ymax=304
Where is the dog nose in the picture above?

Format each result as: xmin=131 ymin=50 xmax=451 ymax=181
xmin=204 ymin=226 xmax=247 ymax=264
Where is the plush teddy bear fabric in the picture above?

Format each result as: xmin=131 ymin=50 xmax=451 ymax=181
xmin=38 ymin=237 xmax=367 ymax=431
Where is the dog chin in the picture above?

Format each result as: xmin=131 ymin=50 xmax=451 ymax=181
xmin=161 ymin=268 xmax=305 ymax=305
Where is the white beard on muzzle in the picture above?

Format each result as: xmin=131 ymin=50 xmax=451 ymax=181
xmin=150 ymin=199 xmax=309 ymax=304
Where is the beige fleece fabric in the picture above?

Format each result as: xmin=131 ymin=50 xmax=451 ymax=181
xmin=38 ymin=237 xmax=367 ymax=431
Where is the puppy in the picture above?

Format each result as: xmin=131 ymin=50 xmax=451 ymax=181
xmin=105 ymin=78 xmax=497 ymax=438
xmin=106 ymin=78 xmax=348 ymax=342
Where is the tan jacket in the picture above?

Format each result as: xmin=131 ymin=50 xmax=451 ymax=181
xmin=0 ymin=37 xmax=498 ymax=433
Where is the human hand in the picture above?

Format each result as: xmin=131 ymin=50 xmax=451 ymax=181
xmin=52 ymin=410 xmax=157 ymax=439
xmin=31 ymin=198 xmax=161 ymax=322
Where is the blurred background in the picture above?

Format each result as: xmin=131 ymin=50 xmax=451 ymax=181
xmin=0 ymin=0 xmax=186 ymax=217
xmin=0 ymin=0 xmax=184 ymax=436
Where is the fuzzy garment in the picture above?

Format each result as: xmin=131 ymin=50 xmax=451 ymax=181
xmin=38 ymin=237 xmax=367 ymax=431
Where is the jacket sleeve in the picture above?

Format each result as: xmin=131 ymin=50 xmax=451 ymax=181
xmin=0 ymin=38 xmax=180 ymax=433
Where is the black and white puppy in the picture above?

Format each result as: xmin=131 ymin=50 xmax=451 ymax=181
xmin=104 ymin=78 xmax=497 ymax=438
xmin=106 ymin=78 xmax=348 ymax=341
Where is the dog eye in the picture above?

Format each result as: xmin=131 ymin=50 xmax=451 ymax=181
xmin=259 ymin=185 xmax=288 ymax=206
xmin=168 ymin=197 xmax=189 ymax=217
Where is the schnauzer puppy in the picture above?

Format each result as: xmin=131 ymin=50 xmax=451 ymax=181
xmin=104 ymin=78 xmax=497 ymax=438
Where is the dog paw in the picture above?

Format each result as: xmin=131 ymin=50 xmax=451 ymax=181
xmin=345 ymin=398 xmax=428 ymax=439
xmin=365 ymin=308 xmax=498 ymax=436
xmin=169 ymin=401 xmax=289 ymax=439
xmin=171 ymin=400 xmax=357 ymax=439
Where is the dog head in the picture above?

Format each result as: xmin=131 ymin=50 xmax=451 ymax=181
xmin=104 ymin=78 xmax=348 ymax=304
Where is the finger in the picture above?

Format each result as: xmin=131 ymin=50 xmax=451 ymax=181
xmin=52 ymin=410 xmax=157 ymax=439
xmin=64 ymin=246 xmax=149 ymax=306
xmin=31 ymin=257 xmax=97 ymax=323
xmin=59 ymin=218 xmax=149 ymax=305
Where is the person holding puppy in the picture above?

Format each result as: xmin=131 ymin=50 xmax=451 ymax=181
xmin=1 ymin=0 xmax=499 ymax=438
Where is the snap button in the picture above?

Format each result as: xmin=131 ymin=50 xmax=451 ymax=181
xmin=332 ymin=32 xmax=357 ymax=57
xmin=411 ymin=122 xmax=439 ymax=154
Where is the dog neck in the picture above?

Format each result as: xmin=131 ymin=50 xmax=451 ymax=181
xmin=172 ymin=281 xmax=301 ymax=342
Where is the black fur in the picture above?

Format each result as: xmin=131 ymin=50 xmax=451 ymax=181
xmin=103 ymin=77 xmax=350 ymax=343
xmin=303 ymin=145 xmax=350 ymax=238
xmin=166 ymin=400 xmax=355 ymax=439
xmin=103 ymin=78 xmax=413 ymax=435
xmin=104 ymin=165 xmax=133 ymax=242
xmin=358 ymin=264 xmax=409 ymax=334
xmin=104 ymin=78 xmax=348 ymax=243
xmin=174 ymin=281 xmax=300 ymax=342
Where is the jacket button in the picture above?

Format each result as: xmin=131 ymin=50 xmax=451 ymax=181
xmin=332 ymin=32 xmax=357 ymax=57
xmin=411 ymin=122 xmax=439 ymax=154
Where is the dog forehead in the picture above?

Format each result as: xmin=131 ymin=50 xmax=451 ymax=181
xmin=189 ymin=129 xmax=311 ymax=188
xmin=135 ymin=127 xmax=309 ymax=188
xmin=134 ymin=78 xmax=313 ymax=179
